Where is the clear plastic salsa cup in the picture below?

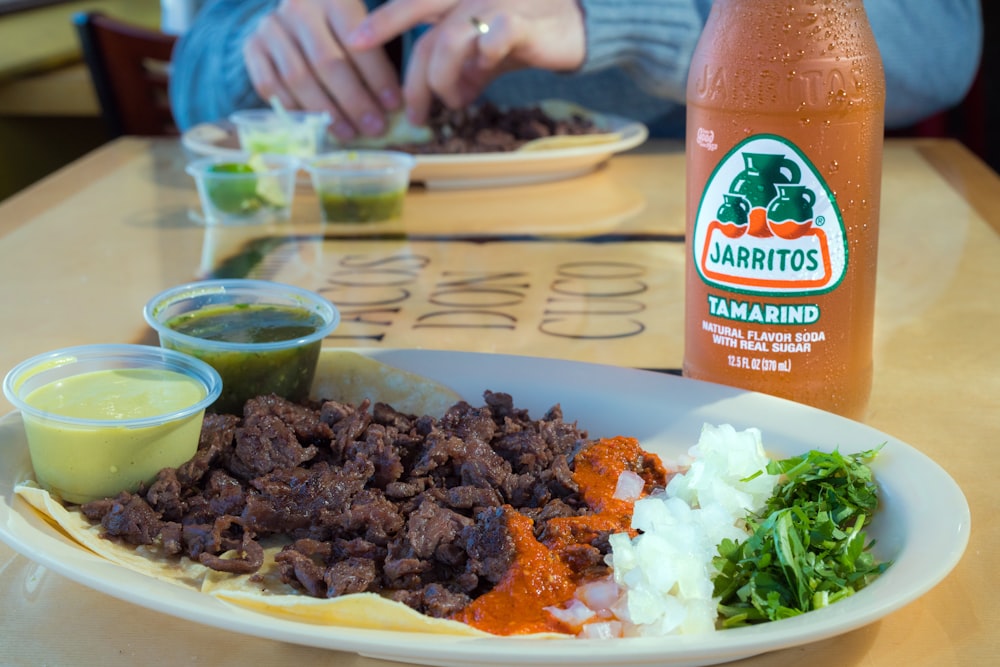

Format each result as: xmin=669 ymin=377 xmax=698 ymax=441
xmin=3 ymin=344 xmax=222 ymax=504
xmin=303 ymin=150 xmax=415 ymax=223
xmin=143 ymin=279 xmax=340 ymax=414
xmin=186 ymin=154 xmax=298 ymax=226
xmin=230 ymin=109 xmax=331 ymax=158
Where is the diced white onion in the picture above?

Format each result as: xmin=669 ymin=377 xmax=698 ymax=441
xmin=600 ymin=423 xmax=778 ymax=638
xmin=578 ymin=621 xmax=623 ymax=640
xmin=574 ymin=576 xmax=622 ymax=612
xmin=544 ymin=598 xmax=595 ymax=629
xmin=613 ymin=470 xmax=645 ymax=501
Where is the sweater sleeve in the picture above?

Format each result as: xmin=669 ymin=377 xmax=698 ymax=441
xmin=168 ymin=0 xmax=278 ymax=130
xmin=863 ymin=0 xmax=983 ymax=128
xmin=578 ymin=0 xmax=711 ymax=103
xmin=170 ymin=0 xmax=981 ymax=132
xmin=576 ymin=0 xmax=983 ymax=128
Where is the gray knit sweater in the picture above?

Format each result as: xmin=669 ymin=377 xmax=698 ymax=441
xmin=168 ymin=0 xmax=982 ymax=136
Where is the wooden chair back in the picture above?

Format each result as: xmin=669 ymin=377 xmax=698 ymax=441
xmin=73 ymin=12 xmax=179 ymax=138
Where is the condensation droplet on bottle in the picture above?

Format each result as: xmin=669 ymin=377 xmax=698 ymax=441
xmin=829 ymin=160 xmax=840 ymax=172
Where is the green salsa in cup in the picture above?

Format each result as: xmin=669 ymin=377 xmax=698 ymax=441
xmin=144 ymin=280 xmax=340 ymax=414
xmin=319 ymin=189 xmax=405 ymax=222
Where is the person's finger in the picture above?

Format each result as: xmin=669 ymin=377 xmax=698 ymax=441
xmin=454 ymin=58 xmax=496 ymax=107
xmin=401 ymin=7 xmax=501 ymax=123
xmin=340 ymin=39 xmax=403 ymax=115
xmin=474 ymin=13 xmax=517 ymax=72
xmin=243 ymin=36 xmax=299 ymax=115
xmin=422 ymin=14 xmax=482 ymax=109
xmin=400 ymin=29 xmax=436 ymax=125
xmin=265 ymin=11 xmax=361 ymax=139
xmin=248 ymin=14 xmax=337 ymax=117
xmin=319 ymin=2 xmax=403 ymax=131
xmin=348 ymin=0 xmax=455 ymax=50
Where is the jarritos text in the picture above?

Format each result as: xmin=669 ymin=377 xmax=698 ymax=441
xmin=692 ymin=135 xmax=847 ymax=302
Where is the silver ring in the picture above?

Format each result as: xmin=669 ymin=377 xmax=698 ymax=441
xmin=470 ymin=16 xmax=490 ymax=36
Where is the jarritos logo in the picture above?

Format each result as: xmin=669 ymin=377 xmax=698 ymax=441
xmin=693 ymin=135 xmax=847 ymax=296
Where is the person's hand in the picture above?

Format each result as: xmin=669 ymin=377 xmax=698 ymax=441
xmin=243 ymin=0 xmax=404 ymax=140
xmin=348 ymin=0 xmax=586 ymax=125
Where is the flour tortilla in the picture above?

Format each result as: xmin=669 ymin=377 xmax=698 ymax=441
xmin=310 ymin=350 xmax=461 ymax=417
xmin=16 ymin=482 xmax=208 ymax=589
xmin=16 ymin=479 xmax=493 ymax=633
xmin=211 ymin=589 xmax=491 ymax=635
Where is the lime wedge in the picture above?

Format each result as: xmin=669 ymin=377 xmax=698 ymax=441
xmin=205 ymin=163 xmax=260 ymax=214
xmin=248 ymin=155 xmax=289 ymax=207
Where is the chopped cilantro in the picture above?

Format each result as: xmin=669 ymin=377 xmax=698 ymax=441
xmin=712 ymin=447 xmax=891 ymax=626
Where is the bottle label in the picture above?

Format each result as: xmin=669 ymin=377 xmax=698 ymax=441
xmin=692 ymin=134 xmax=846 ymax=299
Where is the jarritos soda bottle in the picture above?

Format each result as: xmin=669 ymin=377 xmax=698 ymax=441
xmin=684 ymin=0 xmax=885 ymax=420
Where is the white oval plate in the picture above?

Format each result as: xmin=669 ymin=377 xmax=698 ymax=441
xmin=0 ymin=349 xmax=970 ymax=667
xmin=181 ymin=114 xmax=648 ymax=189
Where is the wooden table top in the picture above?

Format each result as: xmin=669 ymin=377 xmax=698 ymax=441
xmin=0 ymin=137 xmax=996 ymax=666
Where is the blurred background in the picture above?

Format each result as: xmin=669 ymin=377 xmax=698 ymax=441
xmin=0 ymin=0 xmax=995 ymax=203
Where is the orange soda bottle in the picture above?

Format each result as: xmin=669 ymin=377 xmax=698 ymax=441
xmin=684 ymin=0 xmax=885 ymax=420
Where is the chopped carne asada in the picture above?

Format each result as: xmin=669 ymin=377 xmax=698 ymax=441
xmin=393 ymin=102 xmax=600 ymax=154
xmin=79 ymin=391 xmax=613 ymax=619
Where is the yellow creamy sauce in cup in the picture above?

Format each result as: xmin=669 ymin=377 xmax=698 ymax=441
xmin=22 ymin=368 xmax=207 ymax=504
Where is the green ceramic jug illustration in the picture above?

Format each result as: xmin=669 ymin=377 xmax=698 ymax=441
xmin=716 ymin=194 xmax=750 ymax=225
xmin=767 ymin=184 xmax=815 ymax=222
xmin=729 ymin=152 xmax=802 ymax=208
